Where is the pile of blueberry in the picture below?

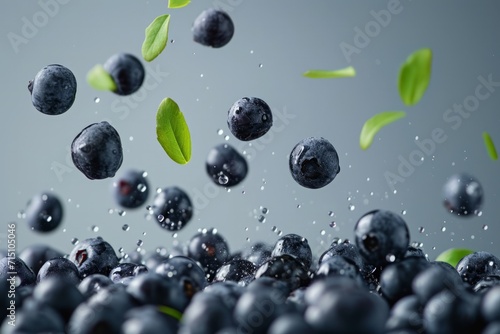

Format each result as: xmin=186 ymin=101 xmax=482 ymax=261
xmin=3 ymin=210 xmax=500 ymax=333
xmin=6 ymin=4 xmax=497 ymax=334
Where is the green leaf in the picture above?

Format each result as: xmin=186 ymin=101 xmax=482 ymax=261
xmin=142 ymin=14 xmax=170 ymax=62
xmin=158 ymin=305 xmax=182 ymax=320
xmin=435 ymin=248 xmax=474 ymax=268
xmin=303 ymin=66 xmax=356 ymax=79
xmin=168 ymin=0 xmax=190 ymax=8
xmin=156 ymin=98 xmax=191 ymax=164
xmin=86 ymin=64 xmax=117 ymax=91
xmin=360 ymin=111 xmax=406 ymax=150
xmin=398 ymin=48 xmax=432 ymax=106
xmin=483 ymin=132 xmax=498 ymax=161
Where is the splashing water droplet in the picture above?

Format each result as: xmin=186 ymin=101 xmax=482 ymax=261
xmin=129 ymin=136 xmax=134 ymax=141
xmin=91 ymin=225 xmax=99 ymax=232
xmin=418 ymin=227 xmax=425 ymax=233
xmin=320 ymin=230 xmax=326 ymax=236
xmin=122 ymin=224 xmax=130 ymax=231
xmin=259 ymin=63 xmax=263 ymax=68
xmin=94 ymin=97 xmax=100 ymax=103
xmin=257 ymin=215 xmax=266 ymax=223
xmin=137 ymin=184 xmax=147 ymax=193
xmin=401 ymin=210 xmax=407 ymax=215
xmin=71 ymin=238 xmax=79 ymax=245
xmin=224 ymin=135 xmax=230 ymax=141
xmin=217 ymin=129 xmax=224 ymax=135
xmin=441 ymin=227 xmax=446 ymax=232
xmin=117 ymin=210 xmax=126 ymax=217
xmin=108 ymin=209 xmax=114 ymax=214
xmin=328 ymin=211 xmax=335 ymax=217
xmin=483 ymin=225 xmax=489 ymax=231
xmin=348 ymin=204 xmax=355 ymax=211
xmin=260 ymin=207 xmax=269 ymax=214
xmin=137 ymin=240 xmax=143 ymax=247
xmin=329 ymin=221 xmax=336 ymax=228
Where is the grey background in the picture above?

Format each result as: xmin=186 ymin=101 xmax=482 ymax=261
xmin=1 ymin=0 xmax=499 ymax=262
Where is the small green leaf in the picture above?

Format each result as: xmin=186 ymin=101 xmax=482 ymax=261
xmin=483 ymin=132 xmax=498 ymax=161
xmin=303 ymin=66 xmax=356 ymax=79
xmin=158 ymin=305 xmax=182 ymax=320
xmin=360 ymin=111 xmax=406 ymax=150
xmin=156 ymin=98 xmax=191 ymax=164
xmin=168 ymin=0 xmax=190 ymax=8
xmin=86 ymin=65 xmax=117 ymax=91
xmin=142 ymin=14 xmax=170 ymax=62
xmin=398 ymin=48 xmax=432 ymax=106
xmin=435 ymin=248 xmax=474 ymax=268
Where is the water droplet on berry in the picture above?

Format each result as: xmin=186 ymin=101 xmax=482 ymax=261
xmin=218 ymin=173 xmax=229 ymax=185
xmin=386 ymin=254 xmax=396 ymax=262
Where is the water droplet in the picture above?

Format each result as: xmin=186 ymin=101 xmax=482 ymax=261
xmin=118 ymin=247 xmax=124 ymax=253
xmin=200 ymin=73 xmax=204 ymax=78
xmin=261 ymin=207 xmax=269 ymax=214
xmin=277 ymin=230 xmax=283 ymax=236
xmin=366 ymin=177 xmax=370 ymax=182
xmin=271 ymin=226 xmax=277 ymax=232
xmin=320 ymin=230 xmax=326 ymax=236
xmin=250 ymin=50 xmax=254 ymax=54
xmin=471 ymin=235 xmax=475 ymax=239
xmin=328 ymin=211 xmax=335 ymax=217
xmin=71 ymin=238 xmax=79 ymax=245
xmin=257 ymin=215 xmax=266 ymax=223
xmin=418 ymin=227 xmax=425 ymax=233
xmin=260 ymin=186 xmax=265 ymax=191
xmin=42 ymin=194 xmax=48 ymax=201
xmin=117 ymin=210 xmax=126 ymax=217
xmin=94 ymin=97 xmax=100 ymax=103
xmin=129 ymin=136 xmax=134 ymax=141
xmin=386 ymin=254 xmax=396 ymax=262
xmin=17 ymin=210 xmax=26 ymax=219
xmin=415 ymin=136 xmax=419 ymax=140
xmin=137 ymin=240 xmax=143 ymax=247
xmin=224 ymin=135 xmax=230 ymax=141
xmin=329 ymin=221 xmax=336 ymax=228
xmin=122 ymin=224 xmax=130 ymax=231
xmin=172 ymin=233 xmax=178 ymax=238
xmin=91 ymin=225 xmax=99 ymax=232
xmin=347 ymin=196 xmax=352 ymax=201
xmin=489 ymin=261 xmax=494 ymax=266
xmin=242 ymin=190 xmax=246 ymax=195
xmin=483 ymin=225 xmax=489 ymax=231
xmin=348 ymin=204 xmax=355 ymax=211
xmin=217 ymin=129 xmax=224 ymax=135
xmin=401 ymin=210 xmax=407 ymax=215
xmin=157 ymin=215 xmax=165 ymax=222
xmin=137 ymin=184 xmax=147 ymax=193
xmin=218 ymin=173 xmax=229 ymax=185
xmin=259 ymin=63 xmax=263 ymax=68
xmin=108 ymin=209 xmax=114 ymax=214
xmin=441 ymin=227 xmax=446 ymax=232
xmin=297 ymin=204 xmax=301 ymax=209
xmin=393 ymin=190 xmax=398 ymax=194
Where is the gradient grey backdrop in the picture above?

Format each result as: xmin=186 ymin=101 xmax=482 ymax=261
xmin=1 ymin=1 xmax=499 ymax=262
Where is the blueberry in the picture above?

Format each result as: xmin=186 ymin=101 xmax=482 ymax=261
xmin=112 ymin=169 xmax=150 ymax=209
xmin=385 ymin=295 xmax=424 ymax=333
xmin=126 ymin=272 xmax=190 ymax=312
xmin=152 ymin=186 xmax=193 ymax=231
xmin=103 ymin=53 xmax=145 ymax=95
xmin=289 ymin=137 xmax=340 ymax=189
xmin=271 ymin=233 xmax=312 ymax=269
xmin=481 ymin=286 xmax=500 ymax=323
xmin=206 ymin=143 xmax=248 ymax=187
xmin=315 ymin=255 xmax=364 ymax=284
xmin=213 ymin=259 xmax=256 ymax=283
xmin=0 ymin=256 xmax=36 ymax=287
xmin=412 ymin=262 xmax=466 ymax=305
xmin=109 ymin=263 xmax=148 ymax=283
xmin=255 ymin=254 xmax=311 ymax=291
xmin=443 ymin=172 xmax=483 ymax=216
xmin=319 ymin=241 xmax=365 ymax=274
xmin=203 ymin=281 xmax=245 ymax=310
xmin=241 ymin=241 xmax=272 ymax=267
xmin=187 ymin=228 xmax=230 ymax=280
xmin=268 ymin=313 xmax=316 ymax=334
xmin=474 ymin=275 xmax=500 ymax=293
xmin=305 ymin=287 xmax=389 ymax=334
xmin=227 ymin=97 xmax=273 ymax=141
xmin=155 ymin=256 xmax=208 ymax=300
xmin=78 ymin=274 xmax=113 ymax=300
xmin=33 ymin=277 xmax=85 ymax=323
xmin=423 ymin=290 xmax=483 ymax=334
xmin=68 ymin=284 xmax=137 ymax=334
xmin=192 ymin=9 xmax=234 ymax=48
xmin=144 ymin=249 xmax=171 ymax=271
xmin=304 ymin=276 xmax=365 ymax=307
xmin=180 ymin=292 xmax=235 ymax=334
xmin=71 ymin=121 xmax=123 ymax=180
xmin=19 ymin=244 xmax=64 ymax=275
xmin=24 ymin=192 xmax=63 ymax=233
xmin=68 ymin=237 xmax=119 ymax=278
xmin=456 ymin=251 xmax=500 ymax=285
xmin=28 ymin=64 xmax=77 ymax=115
xmin=37 ymin=257 xmax=81 ymax=285
xmin=354 ymin=210 xmax=410 ymax=267
xmin=379 ymin=257 xmax=430 ymax=304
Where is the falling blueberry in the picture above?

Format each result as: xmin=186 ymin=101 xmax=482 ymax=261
xmin=151 ymin=186 xmax=193 ymax=231
xmin=289 ymin=137 xmax=340 ymax=189
xmin=206 ymin=143 xmax=248 ymax=187
xmin=192 ymin=9 xmax=234 ymax=48
xmin=71 ymin=121 xmax=123 ymax=180
xmin=443 ymin=172 xmax=483 ymax=216
xmin=103 ymin=53 xmax=145 ymax=96
xmin=111 ymin=170 xmax=149 ymax=209
xmin=28 ymin=64 xmax=77 ymax=115
xmin=25 ymin=192 xmax=63 ymax=233
xmin=227 ymin=97 xmax=273 ymax=141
